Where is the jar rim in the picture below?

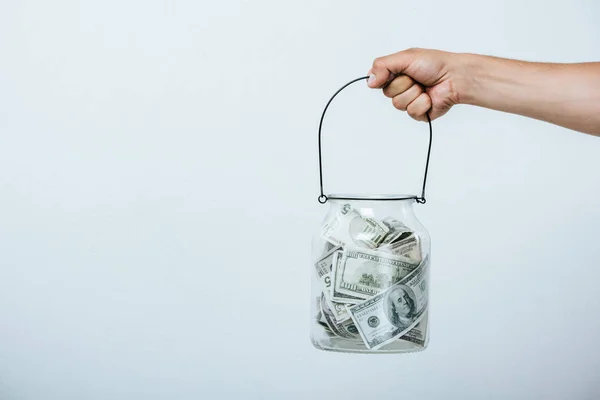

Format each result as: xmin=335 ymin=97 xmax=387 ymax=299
xmin=327 ymin=193 xmax=418 ymax=202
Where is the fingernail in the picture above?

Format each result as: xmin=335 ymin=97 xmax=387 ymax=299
xmin=367 ymin=74 xmax=376 ymax=87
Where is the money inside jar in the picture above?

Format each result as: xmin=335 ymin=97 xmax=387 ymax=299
xmin=314 ymin=203 xmax=429 ymax=350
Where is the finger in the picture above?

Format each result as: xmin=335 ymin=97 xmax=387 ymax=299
xmin=425 ymin=85 xmax=454 ymax=120
xmin=391 ymin=84 xmax=423 ymax=111
xmin=367 ymin=49 xmax=417 ymax=88
xmin=382 ymin=75 xmax=414 ymax=98
xmin=406 ymin=92 xmax=432 ymax=121
xmin=367 ymin=70 xmax=395 ymax=88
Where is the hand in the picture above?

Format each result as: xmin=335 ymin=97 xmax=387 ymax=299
xmin=368 ymin=48 xmax=466 ymax=122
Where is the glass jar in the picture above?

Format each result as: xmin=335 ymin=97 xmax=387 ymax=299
xmin=312 ymin=75 xmax=435 ymax=354
xmin=310 ymin=195 xmax=431 ymax=354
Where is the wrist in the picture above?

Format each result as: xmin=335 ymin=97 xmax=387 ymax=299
xmin=450 ymin=52 xmax=483 ymax=106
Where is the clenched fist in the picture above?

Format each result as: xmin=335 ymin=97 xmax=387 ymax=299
xmin=367 ymin=48 xmax=466 ymax=122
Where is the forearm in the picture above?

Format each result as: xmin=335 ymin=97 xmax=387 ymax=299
xmin=458 ymin=54 xmax=600 ymax=136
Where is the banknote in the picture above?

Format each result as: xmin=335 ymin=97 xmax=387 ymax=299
xmin=314 ymin=296 xmax=323 ymax=322
xmin=398 ymin=311 xmax=428 ymax=346
xmin=342 ymin=306 xmax=428 ymax=347
xmin=323 ymin=240 xmax=338 ymax=255
xmin=314 ymin=246 xmax=341 ymax=278
xmin=330 ymin=251 xmax=368 ymax=304
xmin=317 ymin=318 xmax=336 ymax=337
xmin=320 ymin=293 xmax=361 ymax=341
xmin=333 ymin=247 xmax=419 ymax=300
xmin=379 ymin=218 xmax=412 ymax=245
xmin=314 ymin=239 xmax=338 ymax=262
xmin=381 ymin=217 xmax=409 ymax=231
xmin=316 ymin=301 xmax=341 ymax=338
xmin=379 ymin=234 xmax=422 ymax=262
xmin=348 ymin=256 xmax=429 ymax=350
xmin=321 ymin=204 xmax=389 ymax=249
xmin=318 ymin=260 xmax=353 ymax=322
xmin=328 ymin=298 xmax=352 ymax=323
xmin=378 ymin=217 xmax=422 ymax=261
xmin=314 ymin=246 xmax=342 ymax=300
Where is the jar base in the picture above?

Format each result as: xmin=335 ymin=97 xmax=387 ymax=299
xmin=311 ymin=334 xmax=428 ymax=354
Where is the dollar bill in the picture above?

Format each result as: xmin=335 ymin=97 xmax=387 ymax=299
xmin=317 ymin=318 xmax=336 ymax=338
xmin=314 ymin=246 xmax=340 ymax=278
xmin=379 ymin=234 xmax=422 ymax=262
xmin=323 ymin=240 xmax=337 ymax=255
xmin=398 ymin=311 xmax=428 ymax=346
xmin=321 ymin=204 xmax=389 ymax=249
xmin=314 ymin=246 xmax=342 ymax=300
xmin=318 ymin=258 xmax=354 ymax=323
xmin=379 ymin=218 xmax=412 ymax=245
xmin=333 ymin=247 xmax=419 ymax=300
xmin=341 ymin=305 xmax=427 ymax=347
xmin=381 ymin=217 xmax=409 ymax=231
xmin=329 ymin=298 xmax=352 ymax=323
xmin=320 ymin=293 xmax=361 ymax=341
xmin=330 ymin=251 xmax=367 ymax=304
xmin=316 ymin=295 xmax=350 ymax=337
xmin=348 ymin=256 xmax=429 ymax=350
xmin=378 ymin=218 xmax=422 ymax=262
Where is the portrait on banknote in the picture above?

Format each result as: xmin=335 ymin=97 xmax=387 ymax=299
xmin=385 ymin=285 xmax=417 ymax=329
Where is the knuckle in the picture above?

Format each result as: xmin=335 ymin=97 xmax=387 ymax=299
xmin=412 ymin=83 xmax=424 ymax=94
xmin=407 ymin=107 xmax=420 ymax=119
xmin=406 ymin=47 xmax=422 ymax=53
xmin=383 ymin=76 xmax=414 ymax=98
xmin=400 ymin=75 xmax=414 ymax=85
xmin=373 ymin=58 xmax=387 ymax=69
xmin=421 ymin=93 xmax=432 ymax=108
xmin=407 ymin=94 xmax=432 ymax=120
xmin=406 ymin=101 xmax=420 ymax=116
xmin=392 ymin=96 xmax=406 ymax=111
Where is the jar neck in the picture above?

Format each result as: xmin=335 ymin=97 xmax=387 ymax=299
xmin=328 ymin=198 xmax=417 ymax=219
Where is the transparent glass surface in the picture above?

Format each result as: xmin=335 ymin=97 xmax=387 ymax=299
xmin=311 ymin=196 xmax=431 ymax=354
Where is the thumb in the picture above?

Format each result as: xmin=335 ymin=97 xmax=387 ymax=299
xmin=367 ymin=50 xmax=416 ymax=88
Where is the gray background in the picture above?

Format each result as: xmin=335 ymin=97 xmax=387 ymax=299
xmin=1 ymin=0 xmax=599 ymax=399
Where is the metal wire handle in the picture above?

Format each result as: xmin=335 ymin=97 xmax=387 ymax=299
xmin=317 ymin=76 xmax=433 ymax=204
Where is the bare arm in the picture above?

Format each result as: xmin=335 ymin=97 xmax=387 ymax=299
xmin=368 ymin=49 xmax=600 ymax=136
